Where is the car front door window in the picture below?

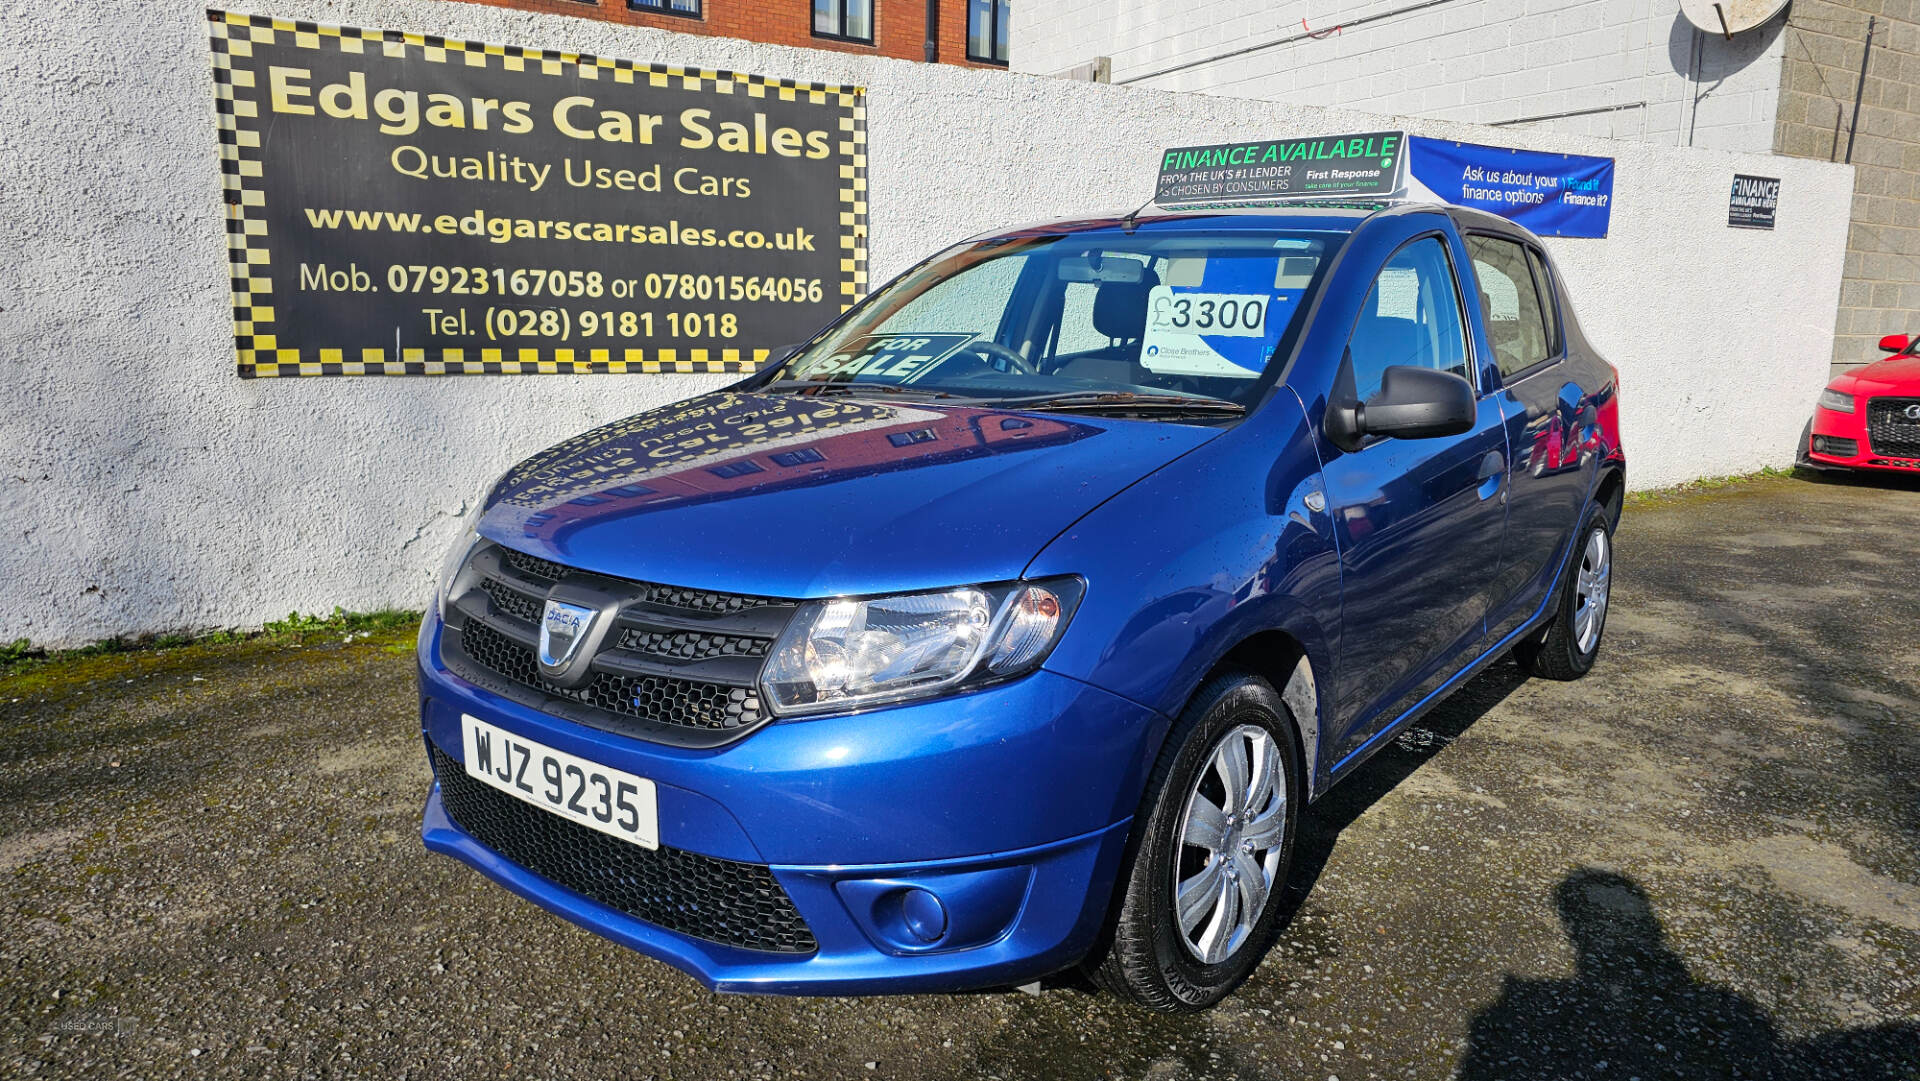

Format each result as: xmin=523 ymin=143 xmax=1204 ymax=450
xmin=1346 ymin=237 xmax=1472 ymax=403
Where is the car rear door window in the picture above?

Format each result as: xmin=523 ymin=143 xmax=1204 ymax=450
xmin=1347 ymin=236 xmax=1471 ymax=403
xmin=1526 ymin=246 xmax=1562 ymax=356
xmin=1466 ymin=235 xmax=1552 ymax=378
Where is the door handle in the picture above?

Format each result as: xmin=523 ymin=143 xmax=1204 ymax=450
xmin=1476 ymin=449 xmax=1506 ymax=501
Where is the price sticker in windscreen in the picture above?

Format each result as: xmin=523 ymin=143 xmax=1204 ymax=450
xmin=1141 ymin=286 xmax=1273 ymax=377
xmin=1145 ymin=289 xmax=1269 ymax=338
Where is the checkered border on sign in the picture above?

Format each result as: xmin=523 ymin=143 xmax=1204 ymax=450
xmin=205 ymin=9 xmax=869 ymax=379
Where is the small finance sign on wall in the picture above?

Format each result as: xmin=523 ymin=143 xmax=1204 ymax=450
xmin=206 ymin=11 xmax=867 ymax=377
xmin=1728 ymin=174 xmax=1780 ymax=230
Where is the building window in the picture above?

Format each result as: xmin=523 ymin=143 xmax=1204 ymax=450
xmin=771 ymin=448 xmax=826 ymax=467
xmin=968 ymin=0 xmax=1009 ymax=64
xmin=813 ymin=0 xmax=874 ymax=43
xmin=630 ymin=0 xmax=701 ymax=18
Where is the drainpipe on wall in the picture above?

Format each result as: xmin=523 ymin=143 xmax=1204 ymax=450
xmin=1844 ymin=16 xmax=1875 ymax=164
xmin=925 ymin=0 xmax=938 ymax=62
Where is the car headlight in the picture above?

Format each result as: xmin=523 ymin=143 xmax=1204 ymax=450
xmin=1818 ymin=387 xmax=1856 ymax=414
xmin=761 ymin=578 xmax=1085 ymax=716
xmin=434 ymin=517 xmax=484 ymax=619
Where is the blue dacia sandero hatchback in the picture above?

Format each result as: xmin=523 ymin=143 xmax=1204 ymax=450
xmin=418 ymin=201 xmax=1626 ymax=1011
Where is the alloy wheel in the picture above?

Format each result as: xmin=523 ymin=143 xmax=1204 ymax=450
xmin=1573 ymin=527 xmax=1612 ymax=654
xmin=1172 ymin=724 xmax=1286 ymax=964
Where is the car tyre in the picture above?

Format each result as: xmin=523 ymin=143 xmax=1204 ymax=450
xmin=1513 ymin=504 xmax=1613 ymax=681
xmin=1090 ymin=671 xmax=1302 ymax=1012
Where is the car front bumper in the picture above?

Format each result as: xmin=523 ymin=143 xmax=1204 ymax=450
xmin=414 ymin=610 xmax=1165 ymax=995
xmin=1809 ymin=404 xmax=1920 ymax=472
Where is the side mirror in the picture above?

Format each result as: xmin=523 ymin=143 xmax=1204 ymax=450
xmin=1879 ymin=333 xmax=1912 ymax=355
xmin=1326 ymin=365 xmax=1476 ymax=451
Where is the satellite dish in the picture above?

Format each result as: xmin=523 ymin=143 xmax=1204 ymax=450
xmin=1679 ymin=0 xmax=1789 ymax=37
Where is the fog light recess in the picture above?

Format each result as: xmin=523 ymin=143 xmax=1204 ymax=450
xmin=901 ymin=888 xmax=948 ymax=944
xmin=834 ymin=865 xmax=1033 ymax=955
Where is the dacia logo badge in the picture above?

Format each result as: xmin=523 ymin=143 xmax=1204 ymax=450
xmin=539 ymin=599 xmax=598 ymax=670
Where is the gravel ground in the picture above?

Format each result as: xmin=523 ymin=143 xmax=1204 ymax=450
xmin=3 ymin=470 xmax=1918 ymax=1081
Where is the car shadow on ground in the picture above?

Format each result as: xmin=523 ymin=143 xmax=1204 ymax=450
xmin=1456 ymin=868 xmax=1920 ymax=1081
xmin=1265 ymin=649 xmax=1916 ymax=1080
xmin=1790 ymin=464 xmax=1920 ymax=493
xmin=1277 ymin=657 xmax=1533 ymax=921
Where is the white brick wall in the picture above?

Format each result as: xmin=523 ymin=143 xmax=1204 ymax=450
xmin=0 ymin=0 xmax=1853 ymax=644
xmin=1013 ymin=0 xmax=1789 ymax=153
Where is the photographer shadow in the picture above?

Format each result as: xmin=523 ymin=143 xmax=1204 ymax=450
xmin=1458 ymin=869 xmax=1919 ymax=1081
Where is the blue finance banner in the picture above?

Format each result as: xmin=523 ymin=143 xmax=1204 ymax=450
xmin=1407 ymin=137 xmax=1615 ymax=238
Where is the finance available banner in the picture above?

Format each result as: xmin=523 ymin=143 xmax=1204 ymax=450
xmin=207 ymin=11 xmax=866 ymax=377
xmin=1155 ymin=132 xmax=1406 ymax=205
xmin=1407 ymin=137 xmax=1615 ymax=239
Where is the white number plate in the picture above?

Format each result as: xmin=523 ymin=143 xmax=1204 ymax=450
xmin=460 ymin=715 xmax=659 ymax=849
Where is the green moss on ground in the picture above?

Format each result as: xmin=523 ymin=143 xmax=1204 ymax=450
xmin=1623 ymin=466 xmax=1806 ymax=510
xmin=0 ymin=608 xmax=421 ymax=691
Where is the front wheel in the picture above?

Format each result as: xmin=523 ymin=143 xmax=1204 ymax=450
xmin=1090 ymin=672 xmax=1302 ymax=1012
xmin=1514 ymin=504 xmax=1614 ymax=680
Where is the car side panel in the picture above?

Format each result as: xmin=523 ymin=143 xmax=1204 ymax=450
xmin=1028 ymin=395 xmax=1344 ymax=791
xmin=1451 ymin=231 xmax=1621 ymax=642
xmin=1276 ymin=210 xmax=1512 ymax=767
xmin=1485 ymin=365 xmax=1614 ymax=640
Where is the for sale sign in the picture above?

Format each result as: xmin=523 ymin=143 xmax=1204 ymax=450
xmin=207 ymin=11 xmax=866 ymax=377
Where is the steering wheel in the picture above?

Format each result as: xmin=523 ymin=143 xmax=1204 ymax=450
xmin=961 ymin=340 xmax=1037 ymax=376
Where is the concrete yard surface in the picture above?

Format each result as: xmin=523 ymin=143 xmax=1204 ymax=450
xmin=2 ymin=471 xmax=1917 ymax=1080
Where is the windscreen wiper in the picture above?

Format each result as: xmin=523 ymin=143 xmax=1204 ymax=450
xmin=759 ymin=379 xmax=955 ymax=400
xmin=983 ymin=390 xmax=1247 ymax=416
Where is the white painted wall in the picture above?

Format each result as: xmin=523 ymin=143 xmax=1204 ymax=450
xmin=1 ymin=0 xmax=1850 ymax=646
xmin=1015 ymin=0 xmax=1790 ymax=152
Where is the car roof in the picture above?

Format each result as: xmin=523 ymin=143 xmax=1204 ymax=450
xmin=972 ymin=200 xmax=1546 ymax=248
xmin=974 ymin=202 xmax=1415 ymax=241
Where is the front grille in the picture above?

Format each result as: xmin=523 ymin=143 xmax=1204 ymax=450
xmin=458 ymin=621 xmax=766 ymax=732
xmin=619 ymin=628 xmax=770 ymax=660
xmin=481 ymin=577 xmax=543 ymax=624
xmin=440 ymin=542 xmax=795 ymax=748
xmin=1866 ymin=397 xmax=1920 ymax=459
xmin=501 ymin=548 xmax=574 ymax=585
xmin=430 ymin=747 xmax=816 ymax=954
xmin=631 ymin=584 xmax=780 ymax=615
xmin=504 ymin=548 xmax=778 ymax=615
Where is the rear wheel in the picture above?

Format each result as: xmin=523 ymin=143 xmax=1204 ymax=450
xmin=1090 ymin=673 xmax=1302 ymax=1012
xmin=1514 ymin=504 xmax=1613 ymax=680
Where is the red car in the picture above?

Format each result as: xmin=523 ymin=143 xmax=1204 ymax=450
xmin=1807 ymin=333 xmax=1920 ymax=473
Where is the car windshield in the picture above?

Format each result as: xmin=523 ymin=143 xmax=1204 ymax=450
xmin=761 ymin=228 xmax=1341 ymax=416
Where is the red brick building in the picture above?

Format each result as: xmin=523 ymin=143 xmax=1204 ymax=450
xmin=453 ymin=0 xmax=1011 ymax=68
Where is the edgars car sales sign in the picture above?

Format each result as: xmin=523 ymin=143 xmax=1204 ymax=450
xmin=207 ymin=12 xmax=866 ymax=377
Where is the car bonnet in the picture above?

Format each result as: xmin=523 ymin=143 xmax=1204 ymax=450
xmin=476 ymin=390 xmax=1222 ymax=598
